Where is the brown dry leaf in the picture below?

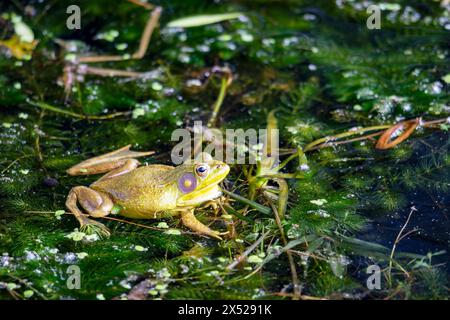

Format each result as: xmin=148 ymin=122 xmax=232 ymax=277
xmin=376 ymin=118 xmax=420 ymax=150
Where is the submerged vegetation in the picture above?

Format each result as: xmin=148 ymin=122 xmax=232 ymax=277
xmin=0 ymin=0 xmax=449 ymax=300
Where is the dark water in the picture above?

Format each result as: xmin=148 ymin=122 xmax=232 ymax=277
xmin=363 ymin=132 xmax=450 ymax=270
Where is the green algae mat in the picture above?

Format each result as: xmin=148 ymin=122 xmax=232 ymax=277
xmin=0 ymin=0 xmax=449 ymax=300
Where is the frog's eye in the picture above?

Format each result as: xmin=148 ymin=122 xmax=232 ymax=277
xmin=178 ymin=173 xmax=197 ymax=193
xmin=195 ymin=164 xmax=209 ymax=178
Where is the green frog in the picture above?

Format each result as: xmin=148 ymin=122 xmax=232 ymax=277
xmin=65 ymin=145 xmax=230 ymax=240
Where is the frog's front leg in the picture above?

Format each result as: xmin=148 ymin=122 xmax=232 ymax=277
xmin=198 ymin=196 xmax=227 ymax=216
xmin=67 ymin=145 xmax=154 ymax=176
xmin=180 ymin=209 xmax=228 ymax=240
xmin=66 ymin=186 xmax=114 ymax=238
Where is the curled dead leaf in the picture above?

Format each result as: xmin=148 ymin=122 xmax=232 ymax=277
xmin=376 ymin=118 xmax=420 ymax=150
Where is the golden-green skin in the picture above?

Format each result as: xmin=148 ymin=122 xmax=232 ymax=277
xmin=91 ymin=160 xmax=230 ymax=219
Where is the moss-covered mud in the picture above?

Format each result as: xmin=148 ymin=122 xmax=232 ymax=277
xmin=0 ymin=0 xmax=449 ymax=299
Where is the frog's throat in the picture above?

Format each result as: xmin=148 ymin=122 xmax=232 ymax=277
xmin=177 ymin=183 xmax=222 ymax=207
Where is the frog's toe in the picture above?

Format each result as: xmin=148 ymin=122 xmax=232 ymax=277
xmin=80 ymin=219 xmax=111 ymax=239
xmin=180 ymin=210 xmax=226 ymax=241
xmin=209 ymin=232 xmax=223 ymax=241
xmin=209 ymin=230 xmax=230 ymax=240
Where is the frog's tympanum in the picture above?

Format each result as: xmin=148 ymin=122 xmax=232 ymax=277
xmin=65 ymin=145 xmax=230 ymax=240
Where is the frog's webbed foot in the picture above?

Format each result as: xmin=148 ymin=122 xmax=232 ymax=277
xmin=66 ymin=186 xmax=114 ymax=238
xmin=80 ymin=219 xmax=111 ymax=239
xmin=180 ymin=210 xmax=227 ymax=240
xmin=67 ymin=145 xmax=154 ymax=176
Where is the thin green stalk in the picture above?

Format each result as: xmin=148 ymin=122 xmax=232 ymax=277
xmin=207 ymin=77 xmax=229 ymax=127
xmin=303 ymin=125 xmax=392 ymax=152
xmin=221 ymin=188 xmax=272 ymax=215
xmin=387 ymin=206 xmax=417 ymax=286
xmin=28 ymin=100 xmax=130 ymax=120
xmin=269 ymin=202 xmax=301 ymax=299
xmin=274 ymin=147 xmax=307 ymax=172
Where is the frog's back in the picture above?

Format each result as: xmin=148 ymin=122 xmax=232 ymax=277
xmin=91 ymin=164 xmax=179 ymax=218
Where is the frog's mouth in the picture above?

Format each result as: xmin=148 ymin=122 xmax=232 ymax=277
xmin=199 ymin=163 xmax=230 ymax=188
xmin=177 ymin=163 xmax=230 ymax=206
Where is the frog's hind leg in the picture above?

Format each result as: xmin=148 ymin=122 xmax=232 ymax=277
xmin=66 ymin=186 xmax=114 ymax=238
xmin=180 ymin=209 xmax=227 ymax=240
xmin=95 ymin=159 xmax=140 ymax=183
xmin=67 ymin=145 xmax=154 ymax=176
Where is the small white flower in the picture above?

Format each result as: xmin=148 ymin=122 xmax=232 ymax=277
xmin=132 ymin=108 xmax=145 ymax=119
xmin=165 ymin=229 xmax=181 ymax=235
xmin=251 ymin=143 xmax=264 ymax=151
xmin=299 ymin=164 xmax=310 ymax=171
xmin=310 ymin=199 xmax=328 ymax=206
xmin=65 ymin=230 xmax=86 ymax=242
xmin=54 ymin=210 xmax=65 ymax=220
xmin=84 ymin=234 xmax=100 ymax=242
xmin=134 ymin=245 xmax=148 ymax=252
xmin=157 ymin=222 xmax=169 ymax=229
xmin=76 ymin=252 xmax=88 ymax=259
xmin=248 ymin=255 xmax=263 ymax=264
xmin=96 ymin=293 xmax=105 ymax=300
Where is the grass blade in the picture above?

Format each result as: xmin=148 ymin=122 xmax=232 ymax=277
xmin=167 ymin=12 xmax=243 ymax=28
